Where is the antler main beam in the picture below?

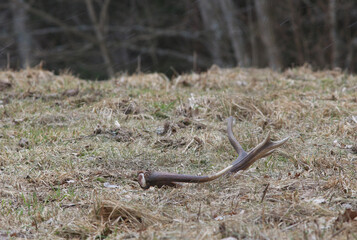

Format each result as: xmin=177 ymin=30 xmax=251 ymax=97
xmin=137 ymin=116 xmax=289 ymax=189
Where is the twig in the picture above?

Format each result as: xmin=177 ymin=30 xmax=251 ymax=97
xmin=330 ymin=227 xmax=346 ymax=239
xmin=196 ymin=203 xmax=201 ymax=222
xmin=260 ymin=183 xmax=270 ymax=203
xmin=182 ymin=138 xmax=195 ymax=153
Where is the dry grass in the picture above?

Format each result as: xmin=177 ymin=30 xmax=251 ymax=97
xmin=0 ymin=65 xmax=356 ymax=239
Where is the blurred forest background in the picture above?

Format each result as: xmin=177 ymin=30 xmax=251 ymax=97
xmin=1 ymin=0 xmax=357 ymax=79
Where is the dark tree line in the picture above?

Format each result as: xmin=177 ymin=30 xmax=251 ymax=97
xmin=1 ymin=0 xmax=357 ymax=79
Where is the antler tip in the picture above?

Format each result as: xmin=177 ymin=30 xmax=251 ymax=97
xmin=277 ymin=136 xmax=290 ymax=145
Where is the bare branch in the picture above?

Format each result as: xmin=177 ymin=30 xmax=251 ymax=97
xmin=99 ymin=0 xmax=111 ymax=30
xmin=22 ymin=2 xmax=95 ymax=43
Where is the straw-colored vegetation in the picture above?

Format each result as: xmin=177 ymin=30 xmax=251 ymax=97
xmin=0 ymin=66 xmax=356 ymax=239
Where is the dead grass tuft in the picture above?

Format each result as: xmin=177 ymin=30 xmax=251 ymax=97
xmin=94 ymin=199 xmax=168 ymax=227
xmin=114 ymin=73 xmax=170 ymax=90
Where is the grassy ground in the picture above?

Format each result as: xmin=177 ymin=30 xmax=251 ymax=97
xmin=0 ymin=66 xmax=356 ymax=239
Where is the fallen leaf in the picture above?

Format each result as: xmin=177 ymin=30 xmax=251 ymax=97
xmin=236 ymin=80 xmax=247 ymax=86
xmin=336 ymin=209 xmax=357 ymax=223
xmin=104 ymin=182 xmax=120 ymax=189
xmin=114 ymin=121 xmax=121 ymax=128
xmin=156 ymin=122 xmax=171 ymax=135
xmin=312 ymin=198 xmax=326 ymax=204
xmin=63 ymin=88 xmax=79 ymax=97
xmin=13 ymin=118 xmax=25 ymax=124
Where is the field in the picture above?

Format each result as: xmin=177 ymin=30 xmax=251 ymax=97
xmin=0 ymin=66 xmax=356 ymax=239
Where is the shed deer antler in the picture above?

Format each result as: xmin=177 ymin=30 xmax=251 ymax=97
xmin=137 ymin=116 xmax=289 ymax=189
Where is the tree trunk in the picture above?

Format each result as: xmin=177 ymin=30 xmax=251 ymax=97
xmin=219 ymin=0 xmax=250 ymax=67
xmin=254 ymin=0 xmax=282 ymax=70
xmin=11 ymin=0 xmax=32 ymax=68
xmin=248 ymin=0 xmax=258 ymax=67
xmin=197 ymin=0 xmax=224 ymax=66
xmin=328 ymin=0 xmax=339 ymax=68
xmin=288 ymin=0 xmax=305 ymax=65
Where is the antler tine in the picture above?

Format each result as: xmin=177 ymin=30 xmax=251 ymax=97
xmin=229 ymin=133 xmax=289 ymax=173
xmin=227 ymin=116 xmax=247 ymax=160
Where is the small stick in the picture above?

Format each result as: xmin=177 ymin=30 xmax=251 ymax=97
xmin=182 ymin=138 xmax=195 ymax=153
xmin=260 ymin=183 xmax=270 ymax=203
xmin=196 ymin=203 xmax=201 ymax=222
xmin=330 ymin=227 xmax=346 ymax=239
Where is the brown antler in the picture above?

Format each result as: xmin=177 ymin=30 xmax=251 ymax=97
xmin=137 ymin=116 xmax=289 ymax=189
